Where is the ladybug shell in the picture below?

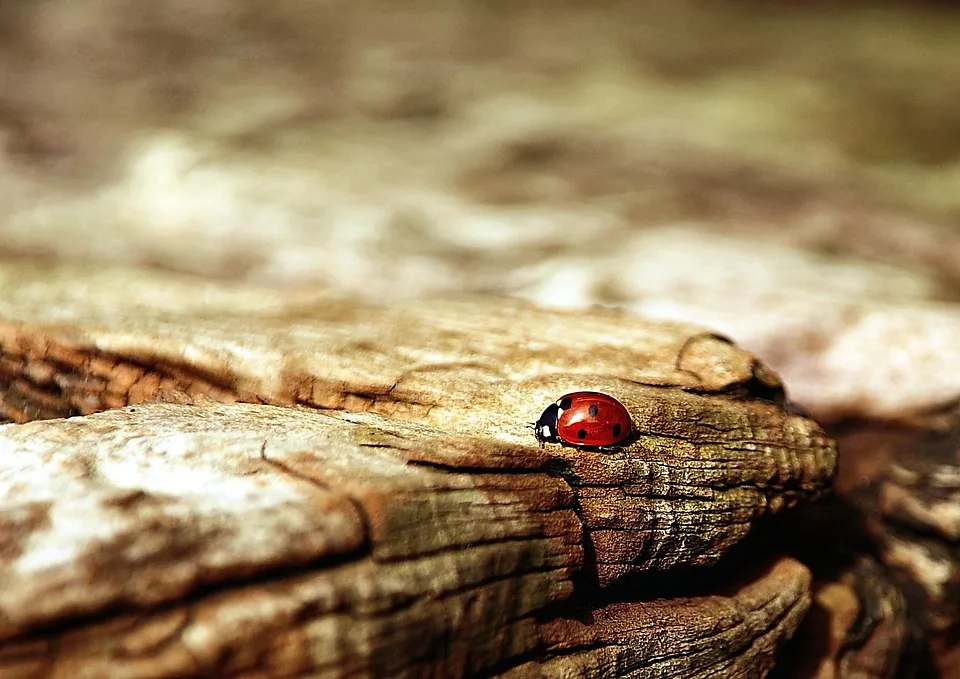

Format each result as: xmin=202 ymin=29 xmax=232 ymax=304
xmin=551 ymin=391 xmax=632 ymax=447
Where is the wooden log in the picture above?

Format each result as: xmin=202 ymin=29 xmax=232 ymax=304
xmin=1 ymin=402 xmax=812 ymax=679
xmin=0 ymin=263 xmax=836 ymax=585
xmin=0 ymin=262 xmax=839 ymax=677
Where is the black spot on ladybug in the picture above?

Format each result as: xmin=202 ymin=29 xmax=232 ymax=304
xmin=559 ymin=397 xmax=573 ymax=410
xmin=588 ymin=404 xmax=599 ymax=417
xmin=613 ymin=423 xmax=622 ymax=437
xmin=577 ymin=429 xmax=587 ymax=439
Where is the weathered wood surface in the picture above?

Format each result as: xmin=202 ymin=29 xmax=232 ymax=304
xmin=498 ymin=558 xmax=812 ymax=679
xmin=0 ymin=403 xmax=574 ymax=677
xmin=0 ymin=263 xmax=836 ymax=586
xmin=0 ymin=263 xmax=837 ymax=677
xmin=1 ymin=403 xmax=812 ymax=678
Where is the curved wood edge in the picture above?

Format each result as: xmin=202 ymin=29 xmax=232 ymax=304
xmin=496 ymin=558 xmax=811 ymax=679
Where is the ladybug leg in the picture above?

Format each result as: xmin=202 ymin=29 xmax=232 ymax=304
xmin=595 ymin=444 xmax=629 ymax=454
xmin=596 ymin=431 xmax=639 ymax=453
xmin=529 ymin=421 xmax=546 ymax=448
xmin=555 ymin=441 xmax=622 ymax=454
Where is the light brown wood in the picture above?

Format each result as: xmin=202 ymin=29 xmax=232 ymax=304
xmin=0 ymin=263 xmax=836 ymax=585
xmin=498 ymin=558 xmax=812 ymax=679
xmin=0 ymin=402 xmax=810 ymax=679
xmin=0 ymin=262 xmax=838 ymax=677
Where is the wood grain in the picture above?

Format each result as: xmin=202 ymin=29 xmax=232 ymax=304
xmin=1 ymin=402 xmax=812 ymax=679
xmin=0 ymin=263 xmax=836 ymax=584
xmin=0 ymin=263 xmax=839 ymax=677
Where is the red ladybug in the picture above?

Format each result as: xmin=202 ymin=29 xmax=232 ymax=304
xmin=533 ymin=391 xmax=633 ymax=448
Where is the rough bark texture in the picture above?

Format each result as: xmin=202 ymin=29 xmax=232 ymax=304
xmin=0 ymin=263 xmax=837 ymax=677
xmin=499 ymin=558 xmax=812 ymax=679
xmin=2 ymin=402 xmax=812 ymax=678
xmin=0 ymin=403 xmax=574 ymax=677
xmin=0 ymin=263 xmax=836 ymax=586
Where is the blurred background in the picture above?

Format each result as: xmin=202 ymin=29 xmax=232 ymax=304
xmin=2 ymin=0 xmax=960 ymax=414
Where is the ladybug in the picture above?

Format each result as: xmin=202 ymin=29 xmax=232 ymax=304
xmin=533 ymin=391 xmax=633 ymax=449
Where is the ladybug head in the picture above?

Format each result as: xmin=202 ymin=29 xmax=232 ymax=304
xmin=532 ymin=402 xmax=560 ymax=446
